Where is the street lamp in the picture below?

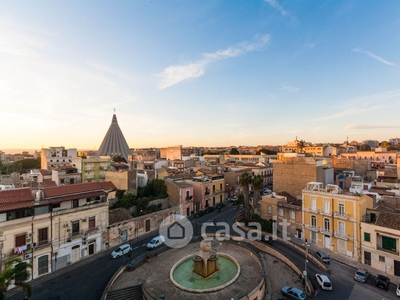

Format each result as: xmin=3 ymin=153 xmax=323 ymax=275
xmin=302 ymin=242 xmax=310 ymax=293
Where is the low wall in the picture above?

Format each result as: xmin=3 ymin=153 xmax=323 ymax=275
xmin=100 ymin=266 xmax=126 ymax=300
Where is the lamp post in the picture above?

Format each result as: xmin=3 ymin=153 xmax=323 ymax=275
xmin=302 ymin=242 xmax=310 ymax=293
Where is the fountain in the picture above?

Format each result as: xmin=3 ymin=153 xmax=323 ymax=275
xmin=170 ymin=240 xmax=240 ymax=293
xmin=193 ymin=240 xmax=219 ymax=277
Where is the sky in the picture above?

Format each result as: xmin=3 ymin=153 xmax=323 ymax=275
xmin=1 ymin=1 xmax=400 ymax=152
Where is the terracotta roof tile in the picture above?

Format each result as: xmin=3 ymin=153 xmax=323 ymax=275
xmin=0 ymin=188 xmax=34 ymax=212
xmin=39 ymin=181 xmax=57 ymax=188
xmin=43 ymin=181 xmax=116 ymax=199
xmin=109 ymin=208 xmax=133 ymax=225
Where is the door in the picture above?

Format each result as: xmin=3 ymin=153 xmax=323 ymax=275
xmin=337 ymin=239 xmax=346 ymax=255
xmin=71 ymin=245 xmax=80 ymax=263
xmin=311 ymin=231 xmax=316 ymax=244
xmin=324 ymin=235 xmax=331 ymax=250
xmin=145 ymin=219 xmax=150 ymax=232
xmin=364 ymin=251 xmax=371 ymax=265
xmin=88 ymin=243 xmax=95 ymax=255
xmin=121 ymin=230 xmax=127 ymax=242
xmin=394 ymin=260 xmax=400 ymax=276
xmin=186 ymin=207 xmax=190 ymax=216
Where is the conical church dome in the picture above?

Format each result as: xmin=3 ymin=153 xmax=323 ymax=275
xmin=97 ymin=114 xmax=132 ymax=161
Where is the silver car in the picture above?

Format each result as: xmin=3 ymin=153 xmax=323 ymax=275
xmin=354 ymin=269 xmax=369 ymax=283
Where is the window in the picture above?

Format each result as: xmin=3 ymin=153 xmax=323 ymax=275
xmin=38 ymin=228 xmax=48 ymax=246
xmin=88 ymin=217 xmax=95 ymax=230
xmin=60 ymin=178 xmax=65 ymax=184
xmin=324 ymin=200 xmax=330 ymax=213
xmin=338 ymin=221 xmax=345 ymax=235
xmin=267 ymin=206 xmax=272 ymax=214
xmin=15 ymin=234 xmax=26 ymax=247
xmin=311 ymin=198 xmax=316 ymax=211
xmin=364 ymin=232 xmax=371 ymax=242
xmin=38 ymin=255 xmax=49 ymax=276
xmin=382 ymin=236 xmax=397 ymax=252
xmin=186 ymin=191 xmax=189 ymax=199
xmin=52 ymin=203 xmax=60 ymax=208
xmin=290 ymin=210 xmax=295 ymax=220
xmin=324 ymin=218 xmax=330 ymax=231
xmin=278 ymin=208 xmax=283 ymax=217
xmin=72 ymin=221 xmax=80 ymax=235
xmin=311 ymin=216 xmax=316 ymax=228
xmin=73 ymin=200 xmax=79 ymax=208
xmin=379 ymin=255 xmax=385 ymax=262
xmin=338 ymin=204 xmax=345 ymax=215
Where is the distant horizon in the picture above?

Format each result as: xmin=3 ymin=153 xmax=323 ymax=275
xmin=0 ymin=138 xmax=390 ymax=155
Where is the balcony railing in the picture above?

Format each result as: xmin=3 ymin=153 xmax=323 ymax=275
xmin=205 ymin=191 xmax=210 ymax=195
xmin=377 ymin=246 xmax=399 ymax=255
xmin=320 ymin=228 xmax=332 ymax=235
xmin=186 ymin=196 xmax=193 ymax=200
xmin=335 ymin=212 xmax=347 ymax=219
xmin=305 ymin=224 xmax=319 ymax=232
xmin=334 ymin=231 xmax=353 ymax=240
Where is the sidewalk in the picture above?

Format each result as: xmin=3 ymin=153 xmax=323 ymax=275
xmin=289 ymin=236 xmax=400 ymax=285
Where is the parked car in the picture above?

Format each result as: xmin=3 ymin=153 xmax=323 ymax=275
xmin=354 ymin=269 xmax=369 ymax=283
xmin=146 ymin=235 xmax=165 ymax=250
xmin=314 ymin=251 xmax=330 ymax=264
xmin=216 ymin=202 xmax=225 ymax=209
xmin=261 ymin=235 xmax=273 ymax=245
xmin=205 ymin=206 xmax=215 ymax=213
xmin=315 ymin=274 xmax=332 ymax=291
xmin=281 ymin=286 xmax=306 ymax=300
xmin=195 ymin=210 xmax=206 ymax=218
xmin=396 ymin=282 xmax=400 ymax=296
xmin=230 ymin=196 xmax=238 ymax=203
xmin=375 ymin=274 xmax=390 ymax=290
xmin=111 ymin=244 xmax=132 ymax=259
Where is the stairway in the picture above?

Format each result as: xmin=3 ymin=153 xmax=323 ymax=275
xmin=106 ymin=284 xmax=143 ymax=300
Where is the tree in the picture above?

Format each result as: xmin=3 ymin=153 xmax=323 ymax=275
xmin=229 ymin=147 xmax=239 ymax=155
xmin=359 ymin=144 xmax=371 ymax=151
xmin=297 ymin=139 xmax=306 ymax=153
xmin=239 ymin=172 xmax=252 ymax=220
xmin=256 ymin=148 xmax=277 ymax=155
xmin=251 ymin=175 xmax=264 ymax=212
xmin=112 ymin=155 xmax=127 ymax=163
xmin=380 ymin=141 xmax=391 ymax=149
xmin=0 ymin=257 xmax=32 ymax=300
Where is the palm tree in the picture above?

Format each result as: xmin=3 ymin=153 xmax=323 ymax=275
xmin=0 ymin=256 xmax=32 ymax=300
xmin=297 ymin=139 xmax=306 ymax=153
xmin=239 ymin=172 xmax=252 ymax=219
xmin=251 ymin=175 xmax=264 ymax=212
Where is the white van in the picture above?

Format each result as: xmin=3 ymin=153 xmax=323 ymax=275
xmin=146 ymin=235 xmax=165 ymax=250
xmin=111 ymin=244 xmax=132 ymax=259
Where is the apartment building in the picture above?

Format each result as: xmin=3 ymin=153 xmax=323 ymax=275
xmin=41 ymin=146 xmax=78 ymax=170
xmin=302 ymin=182 xmax=374 ymax=261
xmin=165 ymin=178 xmax=194 ymax=217
xmin=273 ymin=154 xmax=334 ymax=198
xmin=183 ymin=175 xmax=225 ymax=212
xmin=71 ymin=156 xmax=112 ymax=183
xmin=0 ymin=182 xmax=115 ymax=280
xmin=361 ymin=205 xmax=400 ymax=276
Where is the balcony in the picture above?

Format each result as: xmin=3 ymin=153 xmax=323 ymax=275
xmin=36 ymin=240 xmax=51 ymax=250
xmin=377 ymin=246 xmax=399 ymax=255
xmin=334 ymin=232 xmax=353 ymax=241
xmin=85 ymin=166 xmax=95 ymax=171
xmin=334 ymin=212 xmax=347 ymax=219
xmin=205 ymin=191 xmax=210 ymax=195
xmin=320 ymin=228 xmax=332 ymax=235
xmin=305 ymin=224 xmax=319 ymax=232
xmin=185 ymin=196 xmax=193 ymax=201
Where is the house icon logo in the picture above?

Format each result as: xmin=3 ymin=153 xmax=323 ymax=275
xmin=167 ymin=222 xmax=185 ymax=240
xmin=159 ymin=215 xmax=193 ymax=249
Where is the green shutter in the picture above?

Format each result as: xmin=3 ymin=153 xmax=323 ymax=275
xmin=382 ymin=236 xmax=397 ymax=252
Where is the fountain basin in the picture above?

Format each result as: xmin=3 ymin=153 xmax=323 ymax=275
xmin=170 ymin=253 xmax=240 ymax=293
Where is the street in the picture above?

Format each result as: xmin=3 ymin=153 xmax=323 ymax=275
xmin=7 ymin=203 xmax=399 ymax=300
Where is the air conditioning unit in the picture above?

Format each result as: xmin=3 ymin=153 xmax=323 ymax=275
xmin=26 ymin=233 xmax=32 ymax=237
xmin=24 ymin=253 xmax=32 ymax=260
xmin=64 ymin=223 xmax=69 ymax=227
xmin=81 ymin=218 xmax=87 ymax=222
xmin=66 ymin=229 xmax=71 ymax=232
xmin=26 ymin=238 xmax=31 ymax=244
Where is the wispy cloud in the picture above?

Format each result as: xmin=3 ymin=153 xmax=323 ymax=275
xmin=264 ymin=0 xmax=297 ymax=23
xmin=281 ymin=84 xmax=299 ymax=93
xmin=352 ymin=47 xmax=396 ymax=66
xmin=346 ymin=124 xmax=400 ymax=130
xmin=264 ymin=0 xmax=289 ymax=16
xmin=157 ymin=34 xmax=270 ymax=89
xmin=313 ymin=89 xmax=400 ymax=122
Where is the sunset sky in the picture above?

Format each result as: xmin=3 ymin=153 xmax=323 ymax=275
xmin=1 ymin=1 xmax=400 ymax=152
